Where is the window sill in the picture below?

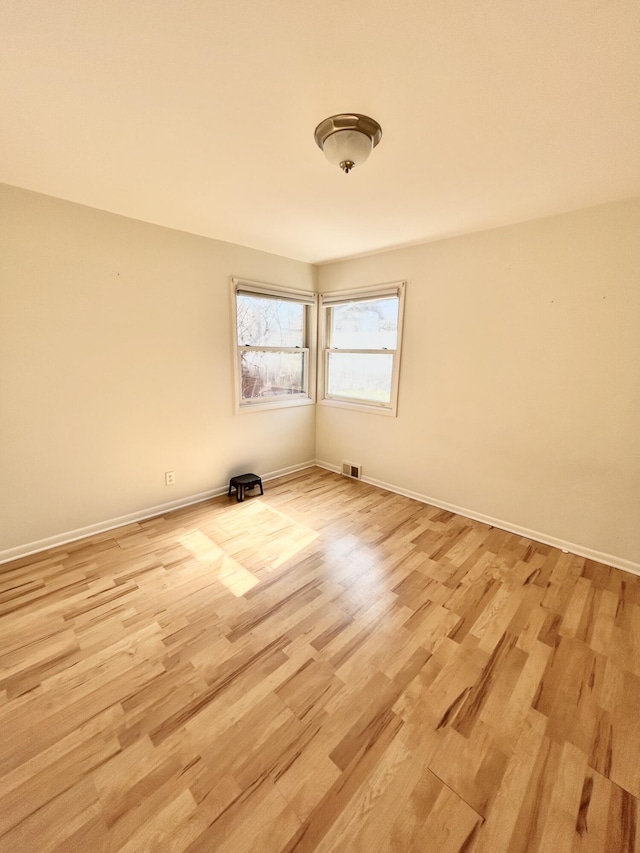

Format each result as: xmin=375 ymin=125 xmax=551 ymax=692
xmin=318 ymin=397 xmax=397 ymax=417
xmin=236 ymin=397 xmax=315 ymax=414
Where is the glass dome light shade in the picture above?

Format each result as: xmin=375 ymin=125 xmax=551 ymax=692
xmin=322 ymin=129 xmax=373 ymax=169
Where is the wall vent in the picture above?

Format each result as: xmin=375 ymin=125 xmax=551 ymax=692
xmin=342 ymin=461 xmax=362 ymax=480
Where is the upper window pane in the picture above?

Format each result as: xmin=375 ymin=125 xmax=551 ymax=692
xmin=237 ymin=295 xmax=304 ymax=348
xmin=329 ymin=298 xmax=398 ymax=350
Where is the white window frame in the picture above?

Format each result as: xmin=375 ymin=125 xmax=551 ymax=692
xmin=318 ymin=281 xmax=406 ymax=417
xmin=231 ymin=277 xmax=317 ymax=413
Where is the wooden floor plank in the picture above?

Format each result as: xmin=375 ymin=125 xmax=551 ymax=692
xmin=0 ymin=467 xmax=639 ymax=851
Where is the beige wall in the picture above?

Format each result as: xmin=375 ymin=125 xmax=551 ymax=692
xmin=0 ymin=184 xmax=316 ymax=554
xmin=2 ymin=185 xmax=638 ymax=568
xmin=317 ymin=199 xmax=640 ymax=566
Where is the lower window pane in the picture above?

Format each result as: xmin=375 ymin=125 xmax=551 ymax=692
xmin=241 ymin=351 xmax=306 ymax=400
xmin=327 ymin=353 xmax=393 ymax=404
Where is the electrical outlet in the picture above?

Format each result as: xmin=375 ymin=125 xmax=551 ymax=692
xmin=165 ymin=471 xmax=175 ymax=486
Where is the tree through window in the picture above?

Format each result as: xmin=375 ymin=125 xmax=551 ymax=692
xmin=232 ymin=280 xmax=316 ymax=410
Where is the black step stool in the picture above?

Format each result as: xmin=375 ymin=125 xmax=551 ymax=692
xmin=228 ymin=473 xmax=263 ymax=502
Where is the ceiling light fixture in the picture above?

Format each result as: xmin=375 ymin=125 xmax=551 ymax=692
xmin=314 ymin=114 xmax=382 ymax=174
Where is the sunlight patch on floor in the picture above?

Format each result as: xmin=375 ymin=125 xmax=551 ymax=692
xmin=229 ymin=502 xmax=320 ymax=570
xmin=179 ymin=530 xmax=225 ymax=562
xmin=179 ymin=502 xmax=320 ymax=595
xmin=217 ymin=554 xmax=259 ymax=596
xmin=178 ymin=530 xmax=257 ymax=596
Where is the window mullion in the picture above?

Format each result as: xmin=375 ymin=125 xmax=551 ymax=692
xmin=239 ymin=346 xmax=308 ymax=353
xmin=326 ymin=348 xmax=397 ymax=356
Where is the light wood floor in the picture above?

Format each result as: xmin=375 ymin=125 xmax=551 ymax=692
xmin=1 ymin=467 xmax=639 ymax=852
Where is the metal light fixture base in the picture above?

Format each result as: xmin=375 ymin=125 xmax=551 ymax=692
xmin=314 ymin=114 xmax=382 ymax=173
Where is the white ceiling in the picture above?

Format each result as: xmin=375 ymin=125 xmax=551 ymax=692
xmin=1 ymin=1 xmax=639 ymax=264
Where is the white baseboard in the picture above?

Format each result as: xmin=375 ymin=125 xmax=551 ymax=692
xmin=0 ymin=460 xmax=316 ymax=566
xmin=314 ymin=460 xmax=640 ymax=577
xmin=316 ymin=460 xmax=341 ymax=474
xmin=5 ymin=459 xmax=637 ymax=578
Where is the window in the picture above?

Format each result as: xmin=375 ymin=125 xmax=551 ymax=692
xmin=319 ymin=281 xmax=405 ymax=416
xmin=232 ymin=278 xmax=316 ymax=411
